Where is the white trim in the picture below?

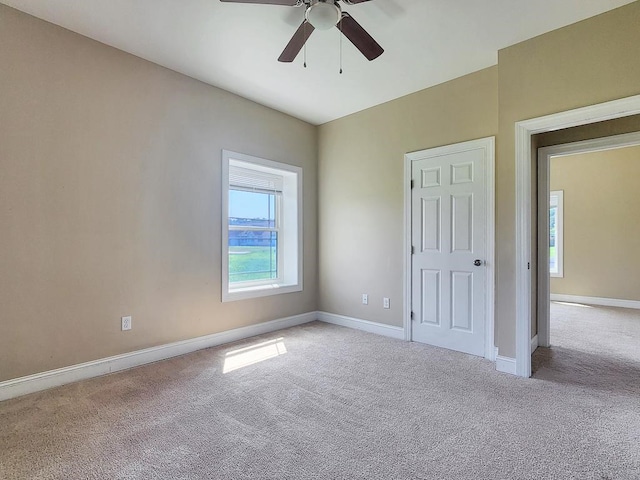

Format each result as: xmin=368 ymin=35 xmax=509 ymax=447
xmin=537 ymin=154 xmax=551 ymax=348
xmin=0 ymin=312 xmax=317 ymax=402
xmin=531 ymin=335 xmax=539 ymax=354
xmin=485 ymin=138 xmax=496 ymax=361
xmin=496 ymin=355 xmax=517 ymax=375
xmin=515 ymin=94 xmax=640 ymax=378
xmin=316 ymin=312 xmax=405 ymax=340
xmin=541 ymin=131 xmax=640 ymax=158
xmin=403 ymin=151 xmax=412 ymax=341
xmin=404 ymin=137 xmax=495 ymax=360
xmin=550 ymin=294 xmax=640 ymax=310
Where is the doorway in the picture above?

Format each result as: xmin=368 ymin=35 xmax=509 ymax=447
xmin=514 ymin=94 xmax=640 ymax=377
xmin=537 ymin=132 xmax=640 ymax=349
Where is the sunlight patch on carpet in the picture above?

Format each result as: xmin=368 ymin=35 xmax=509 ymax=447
xmin=223 ymin=338 xmax=287 ymax=374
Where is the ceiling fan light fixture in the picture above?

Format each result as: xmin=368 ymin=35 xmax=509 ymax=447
xmin=306 ymin=2 xmax=341 ymax=30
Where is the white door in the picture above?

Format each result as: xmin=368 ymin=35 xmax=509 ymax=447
xmin=410 ymin=139 xmax=491 ymax=357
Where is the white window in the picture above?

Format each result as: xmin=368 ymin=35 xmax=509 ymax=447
xmin=549 ymin=190 xmax=564 ymax=278
xmin=221 ymin=150 xmax=302 ymax=301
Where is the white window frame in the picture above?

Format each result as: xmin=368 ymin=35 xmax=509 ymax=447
xmin=549 ymin=190 xmax=564 ymax=278
xmin=221 ymin=150 xmax=302 ymax=302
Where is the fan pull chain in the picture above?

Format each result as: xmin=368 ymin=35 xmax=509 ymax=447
xmin=303 ymin=21 xmax=307 ymax=68
xmin=339 ymin=17 xmax=343 ymax=74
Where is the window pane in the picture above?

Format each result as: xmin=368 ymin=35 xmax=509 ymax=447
xmin=229 ymin=231 xmax=278 ymax=283
xmin=229 ymin=190 xmax=276 ymax=228
xmin=549 ymin=205 xmax=558 ymax=273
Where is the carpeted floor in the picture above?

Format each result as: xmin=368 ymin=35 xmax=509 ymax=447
xmin=1 ymin=307 xmax=639 ymax=479
xmin=533 ymin=301 xmax=640 ymax=393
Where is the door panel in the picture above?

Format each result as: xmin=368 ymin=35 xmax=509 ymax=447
xmin=421 ymin=197 xmax=441 ymax=252
xmin=451 ymin=271 xmax=472 ymax=331
xmin=452 ymin=193 xmax=473 ymax=252
xmin=421 ymin=269 xmax=441 ymax=325
xmin=421 ymin=167 xmax=441 ymax=188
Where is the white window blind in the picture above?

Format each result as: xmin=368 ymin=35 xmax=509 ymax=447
xmin=229 ymin=164 xmax=283 ymax=193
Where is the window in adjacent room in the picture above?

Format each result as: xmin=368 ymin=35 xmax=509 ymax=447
xmin=221 ymin=150 xmax=302 ymax=301
xmin=549 ymin=190 xmax=564 ymax=278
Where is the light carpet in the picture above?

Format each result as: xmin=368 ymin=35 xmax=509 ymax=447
xmin=1 ymin=313 xmax=639 ymax=479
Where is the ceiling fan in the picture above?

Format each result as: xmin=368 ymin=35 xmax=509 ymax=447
xmin=220 ymin=0 xmax=384 ymax=63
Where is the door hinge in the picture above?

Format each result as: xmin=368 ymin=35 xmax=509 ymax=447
xmin=410 ymin=179 xmax=414 ymax=189
xmin=411 ymin=246 xmax=415 ymax=255
xmin=410 ymin=311 xmax=414 ymax=320
xmin=528 ymin=262 xmax=530 ymax=270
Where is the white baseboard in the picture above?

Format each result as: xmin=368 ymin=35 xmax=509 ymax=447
xmin=1 ymin=309 xmax=522 ymax=401
xmin=0 ymin=312 xmax=317 ymax=402
xmin=495 ymin=337 xmax=536 ymax=376
xmin=495 ymin=354 xmax=517 ymax=375
xmin=550 ymin=294 xmax=640 ymax=310
xmin=316 ymin=311 xmax=405 ymax=340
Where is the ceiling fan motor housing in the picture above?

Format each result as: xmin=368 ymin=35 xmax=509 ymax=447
xmin=306 ymin=1 xmax=341 ymax=30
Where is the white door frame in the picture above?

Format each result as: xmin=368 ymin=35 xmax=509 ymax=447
xmin=403 ymin=137 xmax=495 ymax=360
xmin=515 ymin=94 xmax=640 ymax=378
xmin=537 ymin=131 xmax=640 ymax=349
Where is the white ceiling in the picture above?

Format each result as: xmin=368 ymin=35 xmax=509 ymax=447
xmin=2 ymin=0 xmax=634 ymax=125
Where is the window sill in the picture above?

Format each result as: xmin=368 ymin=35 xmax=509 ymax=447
xmin=222 ymin=282 xmax=302 ymax=302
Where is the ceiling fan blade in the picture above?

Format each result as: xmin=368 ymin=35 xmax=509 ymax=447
xmin=341 ymin=0 xmax=372 ymax=4
xmin=338 ymin=12 xmax=383 ymax=61
xmin=278 ymin=21 xmax=315 ymax=62
xmin=220 ymin=0 xmax=299 ymax=5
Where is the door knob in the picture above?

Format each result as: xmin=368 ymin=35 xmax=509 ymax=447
xmin=474 ymin=259 xmax=483 ymax=266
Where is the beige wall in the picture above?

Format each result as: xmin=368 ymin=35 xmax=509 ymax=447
xmin=495 ymin=1 xmax=640 ymax=357
xmin=550 ymin=145 xmax=640 ymax=301
xmin=0 ymin=6 xmax=318 ymax=382
xmin=319 ymin=1 xmax=640 ymax=357
xmin=318 ymin=67 xmax=498 ymax=325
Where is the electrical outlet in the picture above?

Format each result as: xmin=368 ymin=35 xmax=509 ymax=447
xmin=383 ymin=297 xmax=390 ymax=309
xmin=121 ymin=315 xmax=132 ymax=331
xmin=362 ymin=294 xmax=368 ymax=305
